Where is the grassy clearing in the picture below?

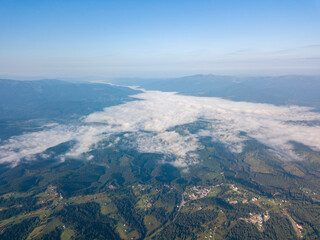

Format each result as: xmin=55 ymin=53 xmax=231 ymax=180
xmin=282 ymin=163 xmax=305 ymax=177
xmin=41 ymin=218 xmax=63 ymax=234
xmin=116 ymin=220 xmax=139 ymax=240
xmin=1 ymin=191 xmax=33 ymax=199
xmin=60 ymin=228 xmax=75 ymax=240
xmin=26 ymin=217 xmax=63 ymax=239
xmin=27 ymin=224 xmax=47 ymax=240
xmin=144 ymin=215 xmax=161 ymax=233
xmin=208 ymin=187 xmax=221 ymax=197
xmin=100 ymin=201 xmax=117 ymax=215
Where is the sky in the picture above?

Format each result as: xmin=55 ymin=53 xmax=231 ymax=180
xmin=0 ymin=0 xmax=320 ymax=79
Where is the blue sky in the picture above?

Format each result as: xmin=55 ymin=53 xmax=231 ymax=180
xmin=0 ymin=0 xmax=319 ymax=79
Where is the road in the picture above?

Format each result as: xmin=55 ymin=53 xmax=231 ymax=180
xmin=172 ymin=192 xmax=185 ymax=222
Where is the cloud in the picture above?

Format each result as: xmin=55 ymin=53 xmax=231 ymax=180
xmin=84 ymin=91 xmax=320 ymax=162
xmin=134 ymin=131 xmax=200 ymax=168
xmin=0 ymin=125 xmax=77 ymax=165
xmin=1 ymin=90 xmax=320 ymax=167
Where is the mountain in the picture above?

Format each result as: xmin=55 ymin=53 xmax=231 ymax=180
xmin=112 ymin=74 xmax=320 ymax=110
xmin=0 ymin=79 xmax=140 ymax=139
xmin=0 ymin=79 xmax=140 ymax=121
xmin=0 ymin=77 xmax=319 ymax=239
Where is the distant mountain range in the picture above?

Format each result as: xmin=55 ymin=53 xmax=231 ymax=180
xmin=111 ymin=74 xmax=320 ymax=111
xmin=0 ymin=79 xmax=140 ymax=139
xmin=0 ymin=79 xmax=140 ymax=121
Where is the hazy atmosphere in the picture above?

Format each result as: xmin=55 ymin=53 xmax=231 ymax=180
xmin=1 ymin=1 xmax=320 ymax=240
xmin=1 ymin=0 xmax=320 ymax=79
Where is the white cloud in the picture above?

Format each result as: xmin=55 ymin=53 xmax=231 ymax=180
xmin=65 ymin=125 xmax=109 ymax=158
xmin=134 ymin=131 xmax=199 ymax=168
xmin=84 ymin=91 xmax=320 ymax=163
xmin=1 ymin=90 xmax=320 ymax=167
xmin=0 ymin=125 xmax=77 ymax=165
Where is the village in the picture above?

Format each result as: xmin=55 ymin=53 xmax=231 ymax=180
xmin=183 ymin=184 xmax=221 ymax=202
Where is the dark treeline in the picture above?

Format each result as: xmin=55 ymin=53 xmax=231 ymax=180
xmin=0 ymin=217 xmax=40 ymax=240
xmin=111 ymin=195 xmax=146 ymax=239
xmin=57 ymin=202 xmax=120 ymax=240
